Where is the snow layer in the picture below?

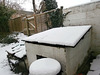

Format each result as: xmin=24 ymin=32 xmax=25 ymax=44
xmin=90 ymin=59 xmax=100 ymax=71
xmin=14 ymin=46 xmax=26 ymax=58
xmin=87 ymin=54 xmax=100 ymax=75
xmin=87 ymin=70 xmax=100 ymax=75
xmin=7 ymin=43 xmax=26 ymax=58
xmin=29 ymin=58 xmax=61 ymax=75
xmin=0 ymin=43 xmax=21 ymax=75
xmin=9 ymin=59 xmax=19 ymax=64
xmin=6 ymin=33 xmax=27 ymax=58
xmin=24 ymin=25 xmax=91 ymax=47
xmin=0 ymin=33 xmax=27 ymax=75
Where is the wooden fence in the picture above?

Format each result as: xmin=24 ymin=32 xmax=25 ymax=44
xmin=9 ymin=7 xmax=63 ymax=36
xmin=34 ymin=7 xmax=63 ymax=33
xmin=22 ymin=15 xmax=35 ymax=35
xmin=9 ymin=17 xmax=23 ymax=32
xmin=9 ymin=15 xmax=35 ymax=35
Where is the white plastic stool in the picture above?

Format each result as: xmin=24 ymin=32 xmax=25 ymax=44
xmin=29 ymin=58 xmax=61 ymax=75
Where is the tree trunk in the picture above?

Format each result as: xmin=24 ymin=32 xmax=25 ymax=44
xmin=3 ymin=0 xmax=5 ymax=6
xmin=32 ymin=0 xmax=36 ymax=13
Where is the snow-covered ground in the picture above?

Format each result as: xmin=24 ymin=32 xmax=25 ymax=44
xmin=0 ymin=33 xmax=27 ymax=75
xmin=87 ymin=54 xmax=100 ymax=75
xmin=1 ymin=32 xmax=100 ymax=75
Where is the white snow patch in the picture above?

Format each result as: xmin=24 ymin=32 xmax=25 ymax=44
xmin=27 ymin=17 xmax=34 ymax=20
xmin=7 ymin=43 xmax=26 ymax=58
xmin=6 ymin=33 xmax=27 ymax=58
xmin=9 ymin=59 xmax=19 ymax=64
xmin=29 ymin=58 xmax=61 ymax=75
xmin=0 ymin=33 xmax=27 ymax=75
xmin=90 ymin=59 xmax=100 ymax=71
xmin=0 ymin=44 xmax=20 ymax=75
xmin=15 ymin=33 xmax=27 ymax=42
xmin=87 ymin=54 xmax=100 ymax=75
xmin=24 ymin=25 xmax=91 ymax=47
xmin=87 ymin=70 xmax=100 ymax=75
xmin=14 ymin=46 xmax=26 ymax=58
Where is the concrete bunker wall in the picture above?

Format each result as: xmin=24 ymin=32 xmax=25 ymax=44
xmin=25 ymin=43 xmax=67 ymax=74
xmin=65 ymin=30 xmax=91 ymax=75
xmin=25 ymin=29 xmax=91 ymax=75
xmin=63 ymin=1 xmax=100 ymax=52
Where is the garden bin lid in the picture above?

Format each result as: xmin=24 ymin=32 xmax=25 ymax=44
xmin=29 ymin=58 xmax=61 ymax=75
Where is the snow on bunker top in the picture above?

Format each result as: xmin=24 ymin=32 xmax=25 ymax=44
xmin=24 ymin=25 xmax=91 ymax=47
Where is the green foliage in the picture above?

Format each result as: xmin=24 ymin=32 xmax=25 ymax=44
xmin=0 ymin=3 xmax=15 ymax=32
xmin=0 ymin=35 xmax=18 ymax=44
xmin=49 ymin=9 xmax=63 ymax=28
xmin=43 ymin=0 xmax=63 ymax=29
xmin=44 ymin=0 xmax=58 ymax=11
xmin=0 ymin=32 xmax=10 ymax=41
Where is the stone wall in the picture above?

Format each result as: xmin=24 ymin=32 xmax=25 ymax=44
xmin=63 ymin=1 xmax=100 ymax=51
xmin=91 ymin=0 xmax=100 ymax=2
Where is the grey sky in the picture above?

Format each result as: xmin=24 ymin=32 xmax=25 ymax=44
xmin=20 ymin=0 xmax=91 ymax=11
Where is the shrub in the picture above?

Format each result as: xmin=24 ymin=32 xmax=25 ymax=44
xmin=0 ymin=35 xmax=18 ymax=44
xmin=0 ymin=2 xmax=15 ymax=32
xmin=49 ymin=9 xmax=63 ymax=28
xmin=44 ymin=0 xmax=58 ymax=11
xmin=43 ymin=0 xmax=63 ymax=29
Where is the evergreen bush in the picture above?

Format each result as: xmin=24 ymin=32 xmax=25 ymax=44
xmin=44 ymin=0 xmax=58 ymax=11
xmin=49 ymin=9 xmax=63 ymax=28
xmin=0 ymin=35 xmax=18 ymax=44
xmin=44 ymin=0 xmax=63 ymax=29
xmin=0 ymin=2 xmax=15 ymax=32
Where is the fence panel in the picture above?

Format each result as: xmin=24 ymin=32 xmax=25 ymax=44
xmin=8 ymin=7 xmax=63 ymax=35
xmin=34 ymin=8 xmax=63 ymax=33
xmin=9 ymin=17 xmax=23 ymax=32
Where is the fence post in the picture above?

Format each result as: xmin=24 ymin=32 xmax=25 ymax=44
xmin=34 ymin=14 xmax=37 ymax=33
xmin=60 ymin=6 xmax=63 ymax=27
xmin=26 ymin=17 xmax=30 ymax=36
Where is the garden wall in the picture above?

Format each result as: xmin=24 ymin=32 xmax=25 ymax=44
xmin=63 ymin=1 xmax=100 ymax=52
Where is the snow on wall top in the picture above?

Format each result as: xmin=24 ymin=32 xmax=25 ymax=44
xmin=24 ymin=25 xmax=91 ymax=47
